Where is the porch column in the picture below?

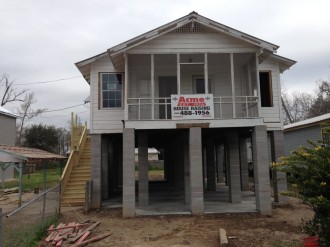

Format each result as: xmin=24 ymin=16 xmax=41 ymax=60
xmin=189 ymin=127 xmax=204 ymax=214
xmin=230 ymin=53 xmax=236 ymax=118
xmin=151 ymin=54 xmax=155 ymax=119
xmin=91 ymin=134 xmax=102 ymax=208
xmin=206 ymin=139 xmax=216 ymax=191
xmin=271 ymin=131 xmax=288 ymax=204
xmin=124 ymin=54 xmax=129 ymax=120
xmin=239 ymin=137 xmax=249 ymax=191
xmin=226 ymin=131 xmax=241 ymax=203
xmin=204 ymin=53 xmax=208 ymax=93
xmin=177 ymin=53 xmax=181 ymax=94
xmin=123 ymin=128 xmax=135 ymax=217
xmin=216 ymin=144 xmax=225 ymax=183
xmin=252 ymin=125 xmax=272 ymax=215
xmin=138 ymin=132 xmax=148 ymax=206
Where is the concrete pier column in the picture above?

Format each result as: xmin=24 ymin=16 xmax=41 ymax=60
xmin=123 ymin=128 xmax=135 ymax=217
xmin=189 ymin=127 xmax=204 ymax=214
xmin=226 ymin=131 xmax=241 ymax=203
xmin=101 ymin=136 xmax=109 ymax=200
xmin=239 ymin=137 xmax=249 ymax=191
xmin=138 ymin=132 xmax=148 ymax=207
xmin=206 ymin=139 xmax=216 ymax=191
xmin=91 ymin=134 xmax=102 ymax=208
xmin=252 ymin=125 xmax=272 ymax=215
xmin=271 ymin=131 xmax=288 ymax=204
xmin=184 ymin=132 xmax=190 ymax=204
xmin=216 ymin=144 xmax=225 ymax=183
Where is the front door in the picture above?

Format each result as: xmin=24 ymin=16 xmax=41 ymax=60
xmin=159 ymin=76 xmax=177 ymax=119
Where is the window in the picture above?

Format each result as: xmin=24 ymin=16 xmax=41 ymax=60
xmin=193 ymin=76 xmax=212 ymax=94
xmin=259 ymin=71 xmax=273 ymax=107
xmin=101 ymin=73 xmax=123 ymax=108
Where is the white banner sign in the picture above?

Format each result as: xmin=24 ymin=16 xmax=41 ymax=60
xmin=171 ymin=94 xmax=214 ymax=120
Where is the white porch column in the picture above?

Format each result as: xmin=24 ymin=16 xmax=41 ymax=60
xmin=230 ymin=53 xmax=236 ymax=118
xmin=177 ymin=53 xmax=181 ymax=94
xmin=151 ymin=54 xmax=155 ymax=119
xmin=204 ymin=53 xmax=208 ymax=93
xmin=124 ymin=53 xmax=129 ymax=120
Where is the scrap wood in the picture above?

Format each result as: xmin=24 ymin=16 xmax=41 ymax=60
xmin=71 ymin=232 xmax=111 ymax=247
xmin=45 ymin=232 xmax=57 ymax=242
xmin=51 ymin=223 xmax=88 ymax=232
xmin=55 ymin=239 xmax=63 ymax=247
xmin=59 ymin=222 xmax=78 ymax=236
xmin=52 ymin=235 xmax=62 ymax=245
xmin=75 ymin=231 xmax=91 ymax=244
xmin=219 ymin=228 xmax=229 ymax=246
xmin=70 ymin=221 xmax=100 ymax=243
xmin=48 ymin=224 xmax=55 ymax=231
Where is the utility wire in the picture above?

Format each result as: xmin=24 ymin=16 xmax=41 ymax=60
xmin=14 ymin=76 xmax=83 ymax=85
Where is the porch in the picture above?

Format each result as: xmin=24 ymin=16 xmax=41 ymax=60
xmin=124 ymin=53 xmax=260 ymax=120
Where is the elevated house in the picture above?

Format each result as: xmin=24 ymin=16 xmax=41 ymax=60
xmin=284 ymin=113 xmax=330 ymax=156
xmin=68 ymin=12 xmax=295 ymax=216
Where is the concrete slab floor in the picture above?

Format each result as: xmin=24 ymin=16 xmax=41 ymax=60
xmin=102 ymin=182 xmax=258 ymax=215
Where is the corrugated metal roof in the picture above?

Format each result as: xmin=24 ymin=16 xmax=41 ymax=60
xmin=0 ymin=144 xmax=66 ymax=163
xmin=284 ymin=113 xmax=330 ymax=131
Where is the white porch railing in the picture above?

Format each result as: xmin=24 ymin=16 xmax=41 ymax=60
xmin=127 ymin=96 xmax=258 ymax=120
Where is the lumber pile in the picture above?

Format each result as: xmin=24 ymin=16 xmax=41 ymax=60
xmin=44 ymin=221 xmax=110 ymax=246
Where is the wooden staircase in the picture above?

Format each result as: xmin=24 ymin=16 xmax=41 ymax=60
xmin=61 ymin=137 xmax=91 ymax=206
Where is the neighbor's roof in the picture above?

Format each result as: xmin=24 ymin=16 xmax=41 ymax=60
xmin=0 ymin=145 xmax=66 ymax=163
xmin=75 ymin=11 xmax=295 ymax=83
xmin=0 ymin=106 xmax=18 ymax=118
xmin=284 ymin=113 xmax=330 ymax=132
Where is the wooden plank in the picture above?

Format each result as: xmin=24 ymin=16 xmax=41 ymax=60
xmin=219 ymin=228 xmax=228 ymax=246
xmin=71 ymin=232 xmax=111 ymax=247
xmin=76 ymin=231 xmax=91 ymax=244
xmin=70 ymin=221 xmax=100 ymax=243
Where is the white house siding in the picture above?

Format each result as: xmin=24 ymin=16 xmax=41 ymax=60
xmin=284 ymin=125 xmax=321 ymax=156
xmin=128 ymin=33 xmax=257 ymax=54
xmin=258 ymin=58 xmax=282 ymax=130
xmin=0 ymin=114 xmax=16 ymax=145
xmin=90 ymin=55 xmax=124 ymax=134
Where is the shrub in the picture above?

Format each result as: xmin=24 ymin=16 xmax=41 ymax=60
xmin=274 ymin=125 xmax=330 ymax=246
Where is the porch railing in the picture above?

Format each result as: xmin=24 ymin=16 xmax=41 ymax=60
xmin=60 ymin=114 xmax=88 ymax=197
xmin=127 ymin=96 xmax=258 ymax=120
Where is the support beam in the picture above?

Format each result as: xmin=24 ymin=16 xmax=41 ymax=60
xmin=239 ymin=137 xmax=249 ymax=191
xmin=226 ymin=131 xmax=241 ymax=203
xmin=151 ymin=54 xmax=155 ymax=120
xmin=91 ymin=134 xmax=102 ymax=208
xmin=230 ymin=53 xmax=236 ymax=118
xmin=123 ymin=128 xmax=135 ymax=217
xmin=216 ymin=145 xmax=225 ymax=183
xmin=138 ymin=132 xmax=149 ymax=206
xmin=101 ymin=137 xmax=109 ymax=200
xmin=189 ymin=127 xmax=204 ymax=214
xmin=184 ymin=132 xmax=190 ymax=204
xmin=206 ymin=139 xmax=216 ymax=191
xmin=204 ymin=53 xmax=208 ymax=94
xmin=252 ymin=125 xmax=272 ymax=215
xmin=177 ymin=53 xmax=181 ymax=94
xmin=270 ymin=131 xmax=288 ymax=203
xmin=124 ymin=53 xmax=129 ymax=120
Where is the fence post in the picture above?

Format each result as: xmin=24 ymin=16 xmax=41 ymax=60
xmin=0 ymin=208 xmax=3 ymax=247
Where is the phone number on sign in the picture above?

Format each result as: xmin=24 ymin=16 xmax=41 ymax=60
xmin=179 ymin=110 xmax=210 ymax=115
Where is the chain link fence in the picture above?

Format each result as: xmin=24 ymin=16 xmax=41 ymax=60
xmin=1 ymin=183 xmax=60 ymax=247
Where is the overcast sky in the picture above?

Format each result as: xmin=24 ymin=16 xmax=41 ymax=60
xmin=1 ymin=0 xmax=330 ymax=128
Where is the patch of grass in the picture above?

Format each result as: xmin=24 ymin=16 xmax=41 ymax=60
xmin=2 ymin=167 xmax=61 ymax=191
xmin=4 ymin=215 xmax=59 ymax=247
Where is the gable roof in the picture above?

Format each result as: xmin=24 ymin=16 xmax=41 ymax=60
xmin=284 ymin=113 xmax=330 ymax=132
xmin=0 ymin=106 xmax=18 ymax=118
xmin=76 ymin=11 xmax=294 ymax=83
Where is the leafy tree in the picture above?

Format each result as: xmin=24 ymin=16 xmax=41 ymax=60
xmin=274 ymin=125 xmax=330 ymax=246
xmin=23 ymin=124 xmax=59 ymax=153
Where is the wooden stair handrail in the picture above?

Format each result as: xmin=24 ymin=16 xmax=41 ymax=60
xmin=61 ymin=116 xmax=88 ymax=197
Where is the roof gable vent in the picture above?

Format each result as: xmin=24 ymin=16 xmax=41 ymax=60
xmin=173 ymin=21 xmax=216 ymax=34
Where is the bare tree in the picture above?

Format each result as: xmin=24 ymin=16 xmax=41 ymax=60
xmin=308 ymin=80 xmax=330 ymax=118
xmin=0 ymin=74 xmax=28 ymax=106
xmin=16 ymin=93 xmax=46 ymax=145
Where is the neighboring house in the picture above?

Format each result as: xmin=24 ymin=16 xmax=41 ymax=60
xmin=75 ymin=12 xmax=295 ymax=216
xmin=284 ymin=113 xmax=330 ymax=156
xmin=134 ymin=148 xmax=160 ymax=162
xmin=0 ymin=106 xmax=18 ymax=181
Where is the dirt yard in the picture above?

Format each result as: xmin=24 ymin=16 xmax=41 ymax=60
xmin=44 ymin=197 xmax=313 ymax=247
